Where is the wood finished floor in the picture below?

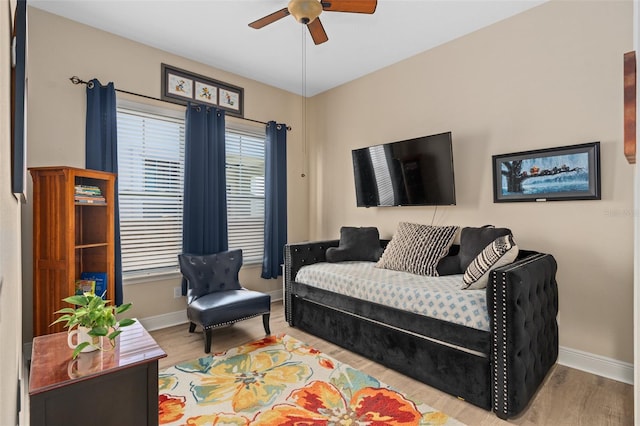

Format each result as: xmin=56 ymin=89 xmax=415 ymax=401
xmin=150 ymin=301 xmax=633 ymax=425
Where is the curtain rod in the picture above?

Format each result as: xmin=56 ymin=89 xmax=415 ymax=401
xmin=69 ymin=76 xmax=291 ymax=131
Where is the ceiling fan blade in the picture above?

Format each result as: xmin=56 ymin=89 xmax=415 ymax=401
xmin=249 ymin=8 xmax=290 ymax=29
xmin=321 ymin=0 xmax=377 ymax=14
xmin=308 ymin=18 xmax=329 ymax=45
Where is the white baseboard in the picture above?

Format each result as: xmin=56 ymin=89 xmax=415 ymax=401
xmin=139 ymin=289 xmax=283 ymax=332
xmin=139 ymin=310 xmax=189 ymax=332
xmin=266 ymin=289 xmax=283 ymax=302
xmin=558 ymin=346 xmax=633 ymax=385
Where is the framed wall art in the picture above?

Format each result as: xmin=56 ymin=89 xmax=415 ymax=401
xmin=161 ymin=64 xmax=244 ymax=117
xmin=11 ymin=0 xmax=27 ymax=201
xmin=166 ymin=70 xmax=193 ymax=100
xmin=492 ymin=142 xmax=601 ymax=202
xmin=194 ymin=81 xmax=217 ymax=105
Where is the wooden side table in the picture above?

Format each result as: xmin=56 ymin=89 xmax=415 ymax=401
xmin=29 ymin=321 xmax=166 ymax=426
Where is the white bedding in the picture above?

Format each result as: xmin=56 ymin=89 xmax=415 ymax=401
xmin=295 ymin=261 xmax=490 ymax=331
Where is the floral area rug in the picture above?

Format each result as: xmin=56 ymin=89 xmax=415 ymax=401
xmin=158 ymin=334 xmax=465 ymax=425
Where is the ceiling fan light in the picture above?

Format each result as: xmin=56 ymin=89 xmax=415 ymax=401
xmin=288 ymin=0 xmax=322 ymax=24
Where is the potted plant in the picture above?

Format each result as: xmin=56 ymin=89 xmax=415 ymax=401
xmin=51 ymin=292 xmax=135 ymax=359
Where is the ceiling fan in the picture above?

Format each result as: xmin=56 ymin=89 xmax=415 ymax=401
xmin=249 ymin=0 xmax=377 ymax=45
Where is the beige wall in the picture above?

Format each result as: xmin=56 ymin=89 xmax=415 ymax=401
xmin=24 ymin=1 xmax=635 ymax=365
xmin=24 ymin=8 xmax=308 ymax=337
xmin=308 ymin=0 xmax=634 ymax=363
xmin=1 ymin=0 xmax=24 ymax=423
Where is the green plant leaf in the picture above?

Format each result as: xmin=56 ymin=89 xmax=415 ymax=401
xmin=64 ymin=295 xmax=89 ymax=306
xmin=115 ymin=303 xmax=132 ymax=314
xmin=89 ymin=326 xmax=108 ymax=337
xmin=53 ymin=307 xmax=77 ymax=314
xmin=88 ymin=295 xmax=104 ymax=310
xmin=118 ymin=318 xmax=136 ymax=328
xmin=72 ymin=342 xmax=90 ymax=359
xmin=108 ymin=329 xmax=123 ymax=340
xmin=49 ymin=314 xmax=72 ymax=326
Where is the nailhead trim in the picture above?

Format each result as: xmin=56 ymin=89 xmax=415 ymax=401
xmin=284 ymin=246 xmax=292 ymax=324
xmin=502 ymin=273 xmax=508 ymax=415
xmin=492 ymin=271 xmax=508 ymax=417
xmin=492 ymin=272 xmax=498 ymax=413
xmin=203 ymin=311 xmax=269 ymax=330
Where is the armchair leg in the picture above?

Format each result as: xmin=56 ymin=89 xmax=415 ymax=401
xmin=204 ymin=328 xmax=212 ymax=353
xmin=189 ymin=322 xmax=196 ymax=333
xmin=263 ymin=313 xmax=271 ymax=335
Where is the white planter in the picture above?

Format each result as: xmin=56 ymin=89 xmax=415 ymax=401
xmin=67 ymin=326 xmax=102 ymax=353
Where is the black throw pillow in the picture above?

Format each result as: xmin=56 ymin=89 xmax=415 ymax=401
xmin=458 ymin=225 xmax=512 ymax=271
xmin=436 ymin=245 xmax=462 ymax=275
xmin=326 ymin=227 xmax=384 ymax=262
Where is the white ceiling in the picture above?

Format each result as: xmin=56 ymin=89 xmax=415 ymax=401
xmin=30 ymin=0 xmax=546 ymax=97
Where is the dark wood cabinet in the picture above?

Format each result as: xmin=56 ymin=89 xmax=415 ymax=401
xmin=30 ymin=166 xmax=115 ymax=336
xmin=29 ymin=321 xmax=166 ymax=426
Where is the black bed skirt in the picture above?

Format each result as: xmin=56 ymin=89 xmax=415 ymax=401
xmin=291 ymin=295 xmax=492 ymax=410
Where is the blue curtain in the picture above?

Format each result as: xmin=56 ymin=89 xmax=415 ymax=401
xmin=261 ymin=121 xmax=288 ymax=279
xmin=85 ymin=79 xmax=123 ymax=306
xmin=182 ymin=104 xmax=227 ymax=293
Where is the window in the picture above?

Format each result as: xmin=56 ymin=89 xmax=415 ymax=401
xmin=117 ymin=102 xmax=266 ymax=280
xmin=117 ymin=102 xmax=185 ymax=278
xmin=226 ymin=123 xmax=266 ymax=264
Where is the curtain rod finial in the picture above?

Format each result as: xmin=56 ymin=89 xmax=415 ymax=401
xmin=69 ymin=76 xmax=93 ymax=88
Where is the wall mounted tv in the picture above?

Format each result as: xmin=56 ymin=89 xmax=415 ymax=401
xmin=352 ymin=132 xmax=456 ymax=207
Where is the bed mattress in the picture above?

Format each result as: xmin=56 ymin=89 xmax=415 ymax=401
xmin=295 ymin=261 xmax=490 ymax=331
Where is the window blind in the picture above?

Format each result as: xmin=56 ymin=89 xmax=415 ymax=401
xmin=226 ymin=124 xmax=266 ymax=264
xmin=117 ymin=106 xmax=186 ymax=277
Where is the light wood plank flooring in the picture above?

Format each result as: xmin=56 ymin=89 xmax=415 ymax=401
xmin=150 ymin=301 xmax=633 ymax=425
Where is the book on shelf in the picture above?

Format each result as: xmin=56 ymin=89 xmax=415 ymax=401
xmin=74 ymin=196 xmax=106 ymax=204
xmin=75 ymin=185 xmax=102 ymax=195
xmin=75 ymin=185 xmax=104 ymax=202
xmin=75 ymin=279 xmax=96 ymax=295
xmin=80 ymin=272 xmax=107 ymax=298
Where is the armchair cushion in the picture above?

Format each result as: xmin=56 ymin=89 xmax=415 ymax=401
xmin=179 ymin=249 xmax=243 ymax=301
xmin=187 ymin=289 xmax=271 ymax=328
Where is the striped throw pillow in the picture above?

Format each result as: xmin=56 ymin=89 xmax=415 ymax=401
xmin=376 ymin=222 xmax=459 ymax=276
xmin=462 ymin=234 xmax=519 ymax=290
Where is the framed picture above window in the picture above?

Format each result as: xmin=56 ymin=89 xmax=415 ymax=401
xmin=492 ymin=142 xmax=601 ymax=202
xmin=161 ymin=63 xmax=244 ymax=117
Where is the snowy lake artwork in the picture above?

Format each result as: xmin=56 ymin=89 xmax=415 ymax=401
xmin=501 ymin=153 xmax=589 ymax=194
xmin=493 ymin=143 xmax=600 ymax=202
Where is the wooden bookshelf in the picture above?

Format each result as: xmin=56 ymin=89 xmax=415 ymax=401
xmin=30 ymin=166 xmax=115 ymax=336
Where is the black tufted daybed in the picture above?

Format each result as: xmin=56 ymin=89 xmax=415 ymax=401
xmin=283 ymin=226 xmax=559 ymax=419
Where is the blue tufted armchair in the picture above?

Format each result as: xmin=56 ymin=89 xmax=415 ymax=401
xmin=178 ymin=249 xmax=271 ymax=353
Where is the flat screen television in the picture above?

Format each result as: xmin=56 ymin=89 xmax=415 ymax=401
xmin=352 ymin=131 xmax=456 ymax=207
